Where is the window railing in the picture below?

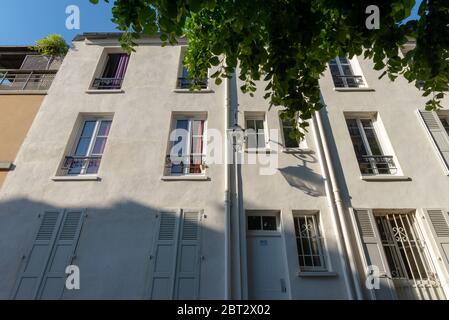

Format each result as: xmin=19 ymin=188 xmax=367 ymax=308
xmin=0 ymin=69 xmax=56 ymax=91
xmin=165 ymin=154 xmax=206 ymax=176
xmin=177 ymin=77 xmax=208 ymax=89
xmin=333 ymin=75 xmax=365 ymax=88
xmin=91 ymin=77 xmax=124 ymax=90
xmin=61 ymin=156 xmax=102 ymax=175
xmin=359 ymin=155 xmax=396 ymax=175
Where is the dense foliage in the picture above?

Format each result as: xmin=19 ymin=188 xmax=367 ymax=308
xmin=31 ymin=34 xmax=69 ymax=58
xmin=91 ymin=0 xmax=448 ymax=137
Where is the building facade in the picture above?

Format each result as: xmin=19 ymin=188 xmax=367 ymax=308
xmin=0 ymin=46 xmax=60 ymax=188
xmin=0 ymin=33 xmax=448 ymax=300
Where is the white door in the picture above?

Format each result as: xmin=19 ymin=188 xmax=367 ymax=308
xmin=246 ymin=213 xmax=288 ymax=300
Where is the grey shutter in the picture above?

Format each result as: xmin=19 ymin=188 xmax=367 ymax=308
xmin=147 ymin=211 xmax=180 ymax=299
xmin=12 ymin=211 xmax=63 ymax=300
xmin=418 ymin=110 xmax=449 ymax=173
xmin=354 ymin=209 xmax=396 ymax=300
xmin=174 ymin=210 xmax=202 ymax=299
xmin=423 ymin=209 xmax=449 ymax=273
xmin=38 ymin=210 xmax=86 ymax=299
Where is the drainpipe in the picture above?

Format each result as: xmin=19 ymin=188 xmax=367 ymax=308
xmin=224 ymin=71 xmax=231 ymax=300
xmin=313 ymin=110 xmax=364 ymax=300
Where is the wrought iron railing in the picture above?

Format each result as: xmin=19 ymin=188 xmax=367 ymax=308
xmin=333 ymin=75 xmax=365 ymax=88
xmin=91 ymin=77 xmax=124 ymax=90
xmin=165 ymin=154 xmax=206 ymax=175
xmin=359 ymin=155 xmax=396 ymax=175
xmin=61 ymin=156 xmax=102 ymax=175
xmin=177 ymin=77 xmax=208 ymax=89
xmin=0 ymin=69 xmax=56 ymax=91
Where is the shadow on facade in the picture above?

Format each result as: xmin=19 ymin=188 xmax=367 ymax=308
xmin=0 ymin=197 xmax=223 ymax=300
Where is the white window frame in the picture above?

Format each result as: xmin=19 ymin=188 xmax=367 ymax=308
xmin=246 ymin=211 xmax=281 ymax=236
xmin=346 ymin=114 xmax=400 ymax=176
xmin=65 ymin=117 xmax=112 ymax=176
xmin=168 ymin=114 xmax=207 ymax=176
xmin=329 ymin=56 xmax=368 ymax=88
xmin=293 ymin=213 xmax=327 ymax=272
xmin=245 ymin=112 xmax=268 ymax=152
xmin=175 ymin=47 xmax=210 ymax=91
xmin=279 ymin=112 xmax=308 ymax=151
xmin=438 ymin=115 xmax=449 ymax=136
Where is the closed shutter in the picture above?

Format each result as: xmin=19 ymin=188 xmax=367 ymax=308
xmin=147 ymin=211 xmax=180 ymax=299
xmin=423 ymin=209 xmax=449 ymax=273
xmin=354 ymin=209 xmax=396 ymax=300
xmin=174 ymin=210 xmax=202 ymax=299
xmin=418 ymin=110 xmax=449 ymax=173
xmin=38 ymin=210 xmax=86 ymax=299
xmin=12 ymin=211 xmax=64 ymax=299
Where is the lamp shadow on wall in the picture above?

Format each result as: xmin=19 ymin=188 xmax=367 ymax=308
xmin=278 ymin=152 xmax=326 ymax=197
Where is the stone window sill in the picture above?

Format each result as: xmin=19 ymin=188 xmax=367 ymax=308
xmin=334 ymin=87 xmax=375 ymax=92
xmin=85 ymin=89 xmax=124 ymax=94
xmin=173 ymin=88 xmax=214 ymax=94
xmin=0 ymin=90 xmax=47 ymax=95
xmin=0 ymin=162 xmax=13 ymax=171
xmin=52 ymin=175 xmax=101 ymax=181
xmin=161 ymin=175 xmax=210 ymax=181
xmin=282 ymin=148 xmax=314 ymax=154
xmin=361 ymin=175 xmax=411 ymax=181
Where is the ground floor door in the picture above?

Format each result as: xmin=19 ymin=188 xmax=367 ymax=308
xmin=246 ymin=213 xmax=288 ymax=300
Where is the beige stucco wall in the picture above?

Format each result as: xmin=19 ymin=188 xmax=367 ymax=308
xmin=0 ymin=95 xmax=44 ymax=187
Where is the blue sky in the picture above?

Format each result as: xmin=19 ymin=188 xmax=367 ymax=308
xmin=0 ymin=0 xmax=422 ymax=46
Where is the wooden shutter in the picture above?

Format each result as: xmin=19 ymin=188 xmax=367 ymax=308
xmin=354 ymin=209 xmax=396 ymax=300
xmin=418 ymin=110 xmax=449 ymax=173
xmin=423 ymin=209 xmax=449 ymax=273
xmin=147 ymin=211 xmax=180 ymax=299
xmin=12 ymin=211 xmax=64 ymax=299
xmin=174 ymin=210 xmax=202 ymax=300
xmin=38 ymin=210 xmax=86 ymax=299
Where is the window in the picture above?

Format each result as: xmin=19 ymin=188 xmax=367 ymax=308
xmin=62 ymin=117 xmax=112 ymax=176
xmin=329 ymin=56 xmax=365 ymax=88
xmin=247 ymin=215 xmax=278 ymax=231
xmin=280 ymin=114 xmax=308 ymax=150
xmin=346 ymin=116 xmax=396 ymax=175
xmin=166 ymin=116 xmax=206 ymax=176
xmin=439 ymin=115 xmax=449 ymax=136
xmin=92 ymin=53 xmax=129 ymax=90
xmin=293 ymin=214 xmax=326 ymax=271
xmin=246 ymin=113 xmax=267 ymax=150
xmin=177 ymin=49 xmax=208 ymax=89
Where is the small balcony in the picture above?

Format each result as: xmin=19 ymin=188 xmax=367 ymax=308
xmin=333 ymin=75 xmax=365 ymax=88
xmin=91 ymin=77 xmax=124 ymax=90
xmin=61 ymin=156 xmax=102 ymax=175
xmin=165 ymin=154 xmax=206 ymax=176
xmin=0 ymin=69 xmax=56 ymax=91
xmin=359 ymin=155 xmax=397 ymax=175
xmin=177 ymin=77 xmax=208 ymax=90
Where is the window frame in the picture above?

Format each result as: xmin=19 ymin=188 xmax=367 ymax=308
xmin=279 ymin=112 xmax=308 ymax=151
xmin=345 ymin=114 xmax=399 ymax=176
xmin=245 ymin=113 xmax=268 ymax=152
xmin=246 ymin=211 xmax=281 ymax=236
xmin=175 ymin=47 xmax=210 ymax=91
xmin=329 ymin=56 xmax=368 ymax=89
xmin=167 ymin=114 xmax=208 ymax=176
xmin=293 ymin=213 xmax=327 ymax=272
xmin=89 ymin=49 xmax=129 ymax=91
xmin=65 ymin=116 xmax=113 ymax=176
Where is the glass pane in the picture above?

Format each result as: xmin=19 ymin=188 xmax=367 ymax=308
xmin=92 ymin=137 xmax=107 ymax=155
xmin=346 ymin=119 xmax=368 ymax=161
xmin=191 ymin=120 xmax=204 ymax=136
xmin=338 ymin=56 xmax=349 ymax=64
xmin=86 ymin=158 xmax=101 ymax=174
xmin=361 ymin=119 xmax=383 ymax=155
xmin=255 ymin=120 xmax=264 ymax=131
xmin=97 ymin=120 xmax=112 ymax=136
xmin=74 ymin=137 xmax=91 ymax=156
xmin=191 ymin=137 xmax=203 ymax=155
xmin=440 ymin=117 xmax=449 ymax=136
xmin=257 ymin=132 xmax=265 ymax=148
xmin=262 ymin=216 xmax=277 ymax=231
xmin=283 ymin=127 xmax=299 ymax=148
xmin=80 ymin=121 xmax=96 ymax=138
xmin=173 ymin=120 xmax=189 ymax=157
xmin=247 ymin=131 xmax=258 ymax=149
xmin=246 ymin=120 xmax=255 ymax=130
xmin=247 ymin=216 xmax=261 ymax=230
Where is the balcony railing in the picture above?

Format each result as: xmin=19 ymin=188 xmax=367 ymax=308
xmin=359 ymin=155 xmax=396 ymax=175
xmin=165 ymin=154 xmax=206 ymax=175
xmin=177 ymin=77 xmax=208 ymax=89
xmin=61 ymin=156 xmax=102 ymax=175
xmin=333 ymin=75 xmax=365 ymax=88
xmin=0 ymin=69 xmax=56 ymax=91
xmin=91 ymin=77 xmax=124 ymax=90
